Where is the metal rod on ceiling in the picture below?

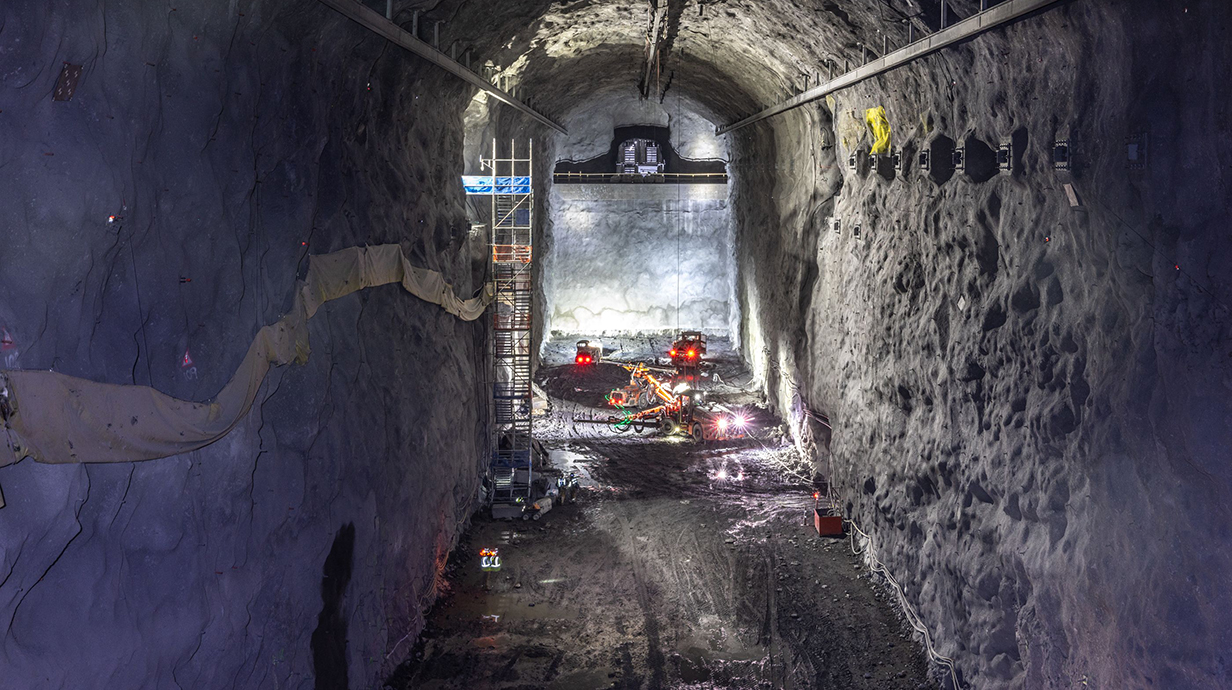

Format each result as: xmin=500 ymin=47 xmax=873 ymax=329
xmin=641 ymin=0 xmax=668 ymax=98
xmin=716 ymin=0 xmax=1066 ymax=135
xmin=318 ymin=0 xmax=566 ymax=134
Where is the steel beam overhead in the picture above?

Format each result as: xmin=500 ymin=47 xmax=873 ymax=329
xmin=319 ymin=0 xmax=567 ymax=134
xmin=641 ymin=1 xmax=669 ymax=99
xmin=716 ymin=0 xmax=1064 ymax=135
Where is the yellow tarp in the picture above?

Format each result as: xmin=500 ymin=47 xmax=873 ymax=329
xmin=0 ymin=244 xmax=493 ymax=506
xmin=865 ymin=106 xmax=892 ymax=155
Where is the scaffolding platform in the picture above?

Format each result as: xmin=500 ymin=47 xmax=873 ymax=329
xmin=469 ymin=139 xmax=536 ymax=508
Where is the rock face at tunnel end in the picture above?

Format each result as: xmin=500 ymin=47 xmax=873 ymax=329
xmin=544 ymin=183 xmax=737 ymax=336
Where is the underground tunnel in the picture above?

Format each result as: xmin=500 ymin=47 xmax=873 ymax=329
xmin=0 ymin=0 xmax=1230 ymax=688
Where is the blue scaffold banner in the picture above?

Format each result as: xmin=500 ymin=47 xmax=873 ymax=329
xmin=462 ymin=176 xmax=532 ymax=195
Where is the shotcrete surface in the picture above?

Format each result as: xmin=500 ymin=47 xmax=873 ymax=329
xmin=544 ymin=185 xmax=737 ymax=336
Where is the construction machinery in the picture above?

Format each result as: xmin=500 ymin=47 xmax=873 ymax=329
xmin=575 ymin=363 xmax=748 ymax=442
xmin=668 ymin=331 xmax=707 ymax=385
xmin=617 ymin=138 xmax=665 ymax=177
xmin=669 ymin=331 xmax=707 ymax=366
xmin=575 ymin=339 xmax=602 ymax=365
xmin=524 ymin=495 xmax=554 ymax=521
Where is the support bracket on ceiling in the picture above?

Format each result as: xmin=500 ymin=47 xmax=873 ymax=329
xmin=319 ymin=0 xmax=567 ymax=134
xmin=640 ymin=0 xmax=670 ymax=99
xmin=716 ymin=0 xmax=1067 ymax=135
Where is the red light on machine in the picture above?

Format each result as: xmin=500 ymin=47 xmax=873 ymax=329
xmin=687 ymin=349 xmax=696 ymax=358
xmin=576 ymin=354 xmax=593 ymax=365
xmin=669 ymin=349 xmax=677 ymax=356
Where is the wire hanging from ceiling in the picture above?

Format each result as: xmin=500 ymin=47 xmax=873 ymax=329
xmin=675 ymin=71 xmax=682 ymax=335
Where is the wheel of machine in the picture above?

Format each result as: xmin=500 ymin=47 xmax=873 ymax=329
xmin=691 ymin=423 xmax=703 ymax=442
xmin=667 ymin=414 xmax=680 ymax=437
xmin=532 ymin=512 xmax=542 ymax=521
xmin=522 ymin=512 xmax=530 ymax=521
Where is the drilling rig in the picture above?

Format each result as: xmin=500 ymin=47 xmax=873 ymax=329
xmin=575 ymin=363 xmax=748 ymax=442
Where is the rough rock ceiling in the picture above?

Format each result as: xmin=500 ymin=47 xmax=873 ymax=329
xmin=429 ymin=0 xmax=980 ymax=128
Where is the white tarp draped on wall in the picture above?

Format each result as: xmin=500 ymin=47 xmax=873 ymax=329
xmin=0 ymin=244 xmax=492 ymax=507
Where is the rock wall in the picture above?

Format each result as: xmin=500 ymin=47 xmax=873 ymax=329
xmin=553 ymin=89 xmax=728 ymax=164
xmin=543 ymin=183 xmax=736 ymax=337
xmin=731 ymin=1 xmax=1232 ymax=688
xmin=0 ymin=1 xmax=491 ymax=687
xmin=6 ymin=0 xmax=1228 ymax=686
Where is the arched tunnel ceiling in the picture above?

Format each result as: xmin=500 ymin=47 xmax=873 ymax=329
xmin=427 ymin=0 xmax=976 ymax=131
xmin=0 ymin=0 xmax=1227 ymax=687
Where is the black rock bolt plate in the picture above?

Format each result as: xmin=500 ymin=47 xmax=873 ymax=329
xmin=53 ymin=63 xmax=82 ymax=102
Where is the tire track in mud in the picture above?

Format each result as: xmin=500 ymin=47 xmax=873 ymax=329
xmin=612 ymin=503 xmax=667 ymax=689
xmin=396 ymin=343 xmax=936 ymax=689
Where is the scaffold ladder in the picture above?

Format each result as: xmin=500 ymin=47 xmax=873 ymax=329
xmin=485 ymin=139 xmax=534 ymax=506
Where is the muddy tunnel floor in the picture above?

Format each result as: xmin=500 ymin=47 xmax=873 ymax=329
xmin=389 ymin=338 xmax=938 ymax=690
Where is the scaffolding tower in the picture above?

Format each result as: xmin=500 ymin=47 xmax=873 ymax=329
xmin=485 ymin=140 xmax=535 ymax=506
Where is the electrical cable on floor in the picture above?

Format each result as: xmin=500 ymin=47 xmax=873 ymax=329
xmin=837 ymin=491 xmax=964 ymax=690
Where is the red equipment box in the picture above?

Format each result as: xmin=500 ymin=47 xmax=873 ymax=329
xmin=814 ymin=509 xmax=843 ymax=537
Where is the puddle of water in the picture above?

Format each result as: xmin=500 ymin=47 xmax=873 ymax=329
xmin=449 ymin=592 xmax=581 ymax=623
xmin=676 ymin=616 xmax=766 ymax=683
xmin=547 ymin=447 xmax=602 ymax=488
xmin=678 ymin=615 xmax=765 ymax=661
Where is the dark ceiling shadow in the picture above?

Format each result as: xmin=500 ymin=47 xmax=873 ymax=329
xmin=312 ymin=523 xmax=356 ymax=690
